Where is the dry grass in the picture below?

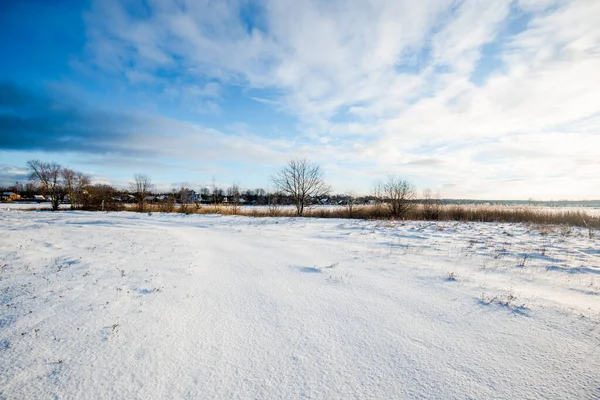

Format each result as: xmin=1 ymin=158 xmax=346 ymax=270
xmin=18 ymin=201 xmax=599 ymax=229
xmin=140 ymin=203 xmax=600 ymax=228
xmin=275 ymin=204 xmax=599 ymax=228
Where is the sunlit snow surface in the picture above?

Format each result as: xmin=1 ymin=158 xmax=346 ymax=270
xmin=1 ymin=210 xmax=599 ymax=398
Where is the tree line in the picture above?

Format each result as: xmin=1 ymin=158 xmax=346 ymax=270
xmin=3 ymin=158 xmax=440 ymax=218
xmin=3 ymin=158 xmax=597 ymax=228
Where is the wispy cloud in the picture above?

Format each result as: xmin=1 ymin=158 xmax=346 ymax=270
xmin=2 ymin=0 xmax=599 ymax=198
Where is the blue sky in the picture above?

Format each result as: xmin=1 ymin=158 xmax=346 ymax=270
xmin=1 ymin=0 xmax=599 ymax=199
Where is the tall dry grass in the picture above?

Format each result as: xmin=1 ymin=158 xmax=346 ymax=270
xmin=139 ymin=203 xmax=600 ymax=228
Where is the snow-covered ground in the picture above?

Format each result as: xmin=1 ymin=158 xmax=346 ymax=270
xmin=1 ymin=210 xmax=599 ymax=399
xmin=0 ymin=202 xmax=71 ymax=210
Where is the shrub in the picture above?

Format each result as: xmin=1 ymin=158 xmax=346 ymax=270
xmin=81 ymin=184 xmax=124 ymax=211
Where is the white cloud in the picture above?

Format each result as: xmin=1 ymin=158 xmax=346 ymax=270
xmin=81 ymin=0 xmax=600 ymax=199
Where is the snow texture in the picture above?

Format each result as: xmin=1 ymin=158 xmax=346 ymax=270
xmin=1 ymin=210 xmax=599 ymax=399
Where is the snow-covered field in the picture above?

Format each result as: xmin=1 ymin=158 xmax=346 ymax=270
xmin=1 ymin=210 xmax=599 ymax=399
xmin=0 ymin=202 xmax=71 ymax=210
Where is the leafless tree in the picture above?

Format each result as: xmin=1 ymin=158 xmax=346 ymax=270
xmin=372 ymin=182 xmax=386 ymax=217
xmin=62 ymin=168 xmax=91 ymax=209
xmin=376 ymin=176 xmax=416 ymax=219
xmin=177 ymin=183 xmax=194 ymax=214
xmin=345 ymin=191 xmax=357 ymax=217
xmin=81 ymin=184 xmax=122 ymax=211
xmin=210 ymin=177 xmax=220 ymax=211
xmin=130 ymin=174 xmax=153 ymax=212
xmin=23 ymin=181 xmax=38 ymax=198
xmin=227 ymin=183 xmax=241 ymax=215
xmin=199 ymin=187 xmax=210 ymax=199
xmin=271 ymin=158 xmax=330 ymax=217
xmin=422 ymin=188 xmax=443 ymax=220
xmin=10 ymin=181 xmax=23 ymax=196
xmin=27 ymin=160 xmax=63 ymax=210
xmin=267 ymin=190 xmax=281 ymax=216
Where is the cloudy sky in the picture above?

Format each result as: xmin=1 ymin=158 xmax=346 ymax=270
xmin=1 ymin=0 xmax=599 ymax=199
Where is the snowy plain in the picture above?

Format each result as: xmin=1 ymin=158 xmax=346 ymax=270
xmin=1 ymin=209 xmax=599 ymax=399
xmin=0 ymin=202 xmax=71 ymax=210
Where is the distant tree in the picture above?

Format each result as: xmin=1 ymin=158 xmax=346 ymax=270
xmin=177 ymin=184 xmax=194 ymax=214
xmin=130 ymin=174 xmax=153 ymax=212
xmin=422 ymin=188 xmax=443 ymax=220
xmin=62 ymin=168 xmax=91 ymax=210
xmin=268 ymin=190 xmax=281 ymax=216
xmin=27 ymin=160 xmax=63 ymax=210
xmin=243 ymin=189 xmax=255 ymax=204
xmin=345 ymin=192 xmax=357 ymax=217
xmin=210 ymin=177 xmax=219 ymax=209
xmin=271 ymin=158 xmax=331 ymax=217
xmin=82 ymin=184 xmax=122 ymax=211
xmin=199 ymin=187 xmax=210 ymax=202
xmin=227 ymin=183 xmax=241 ymax=214
xmin=9 ymin=181 xmax=23 ymax=196
xmin=375 ymin=176 xmax=416 ymax=219
xmin=23 ymin=181 xmax=37 ymax=198
xmin=254 ymin=188 xmax=266 ymax=205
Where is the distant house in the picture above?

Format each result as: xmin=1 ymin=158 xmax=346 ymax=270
xmin=34 ymin=195 xmax=46 ymax=202
xmin=180 ymin=190 xmax=199 ymax=203
xmin=223 ymin=197 xmax=245 ymax=204
xmin=1 ymin=192 xmax=21 ymax=201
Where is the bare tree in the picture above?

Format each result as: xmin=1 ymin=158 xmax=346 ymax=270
xmin=345 ymin=191 xmax=357 ymax=217
xmin=271 ymin=158 xmax=330 ymax=217
xmin=422 ymin=188 xmax=443 ymax=220
xmin=130 ymin=174 xmax=153 ymax=212
xmin=376 ymin=176 xmax=416 ymax=219
xmin=10 ymin=181 xmax=23 ymax=196
xmin=372 ymin=182 xmax=386 ymax=217
xmin=210 ymin=177 xmax=221 ymax=211
xmin=177 ymin=184 xmax=194 ymax=214
xmin=82 ymin=184 xmax=122 ymax=211
xmin=256 ymin=188 xmax=266 ymax=204
xmin=62 ymin=168 xmax=75 ymax=208
xmin=267 ymin=190 xmax=281 ymax=216
xmin=27 ymin=160 xmax=63 ymax=210
xmin=199 ymin=187 xmax=210 ymax=198
xmin=227 ymin=183 xmax=241 ymax=215
xmin=62 ymin=168 xmax=91 ymax=209
xmin=23 ymin=181 xmax=38 ymax=198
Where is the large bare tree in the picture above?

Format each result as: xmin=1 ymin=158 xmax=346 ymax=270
xmin=27 ymin=160 xmax=63 ymax=210
xmin=130 ymin=174 xmax=153 ymax=212
xmin=62 ymin=168 xmax=91 ymax=210
xmin=375 ymin=176 xmax=416 ymax=219
xmin=271 ymin=158 xmax=330 ymax=217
